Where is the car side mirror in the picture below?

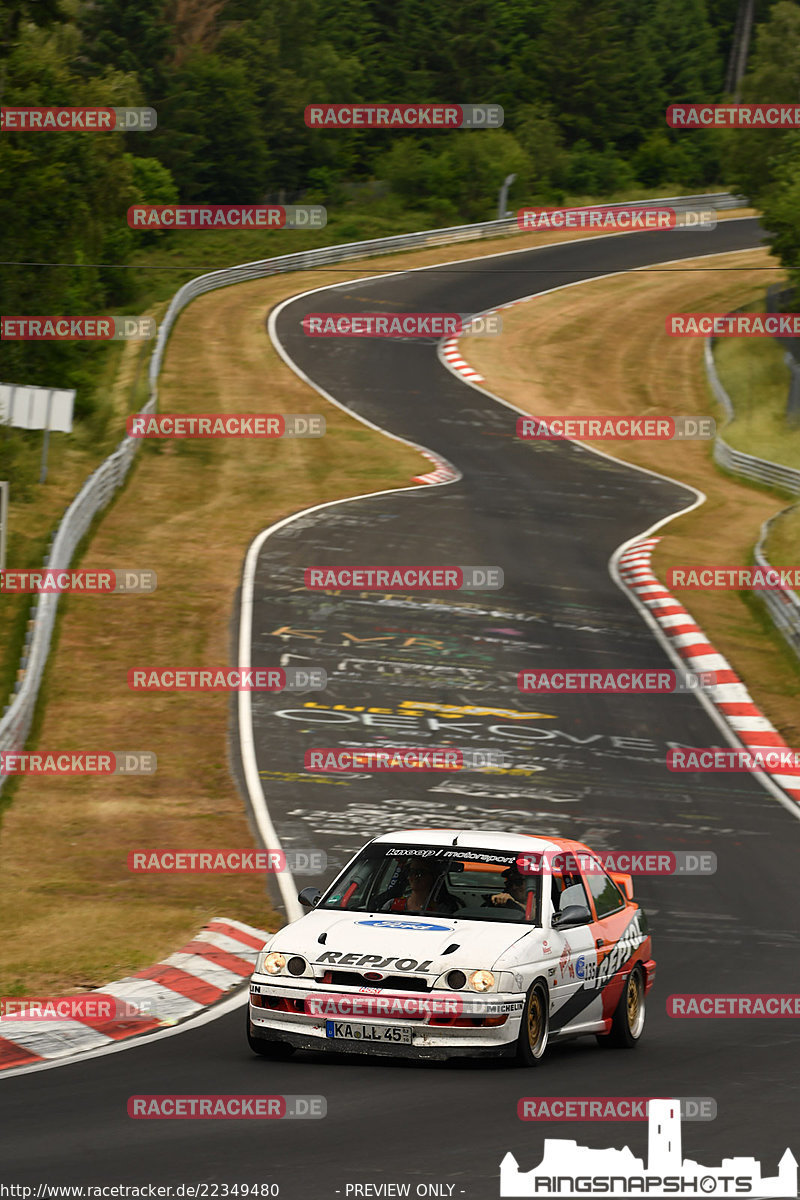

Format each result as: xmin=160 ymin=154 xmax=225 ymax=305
xmin=553 ymin=903 xmax=592 ymax=928
xmin=298 ymin=886 xmax=322 ymax=908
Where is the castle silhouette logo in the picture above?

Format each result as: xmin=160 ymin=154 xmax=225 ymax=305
xmin=500 ymin=1099 xmax=797 ymax=1197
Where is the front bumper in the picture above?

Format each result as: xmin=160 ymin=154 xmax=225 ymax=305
xmin=248 ymin=974 xmax=525 ymax=1059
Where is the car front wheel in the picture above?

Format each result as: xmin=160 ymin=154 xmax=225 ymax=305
xmin=516 ymin=981 xmax=549 ymax=1066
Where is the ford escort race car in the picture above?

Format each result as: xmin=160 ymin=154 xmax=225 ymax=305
xmin=246 ymin=829 xmax=655 ymax=1065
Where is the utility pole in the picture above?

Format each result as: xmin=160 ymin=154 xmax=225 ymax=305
xmin=725 ymin=0 xmax=756 ymax=100
xmin=498 ymin=173 xmax=517 ymax=220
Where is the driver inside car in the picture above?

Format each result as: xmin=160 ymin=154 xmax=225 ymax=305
xmin=381 ymin=857 xmax=460 ymax=915
xmin=488 ymin=865 xmax=534 ymax=916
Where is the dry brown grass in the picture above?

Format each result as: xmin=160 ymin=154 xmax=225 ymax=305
xmin=468 ymin=247 xmax=800 ymax=746
xmin=0 ymin=210 xmax=764 ymax=995
xmin=0 ymin=273 xmax=426 ymax=994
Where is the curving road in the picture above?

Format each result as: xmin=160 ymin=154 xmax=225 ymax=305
xmin=2 ymin=218 xmax=799 ymax=1199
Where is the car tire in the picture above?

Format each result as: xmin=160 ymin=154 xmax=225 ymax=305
xmin=596 ymin=965 xmax=646 ymax=1049
xmin=246 ymin=1009 xmax=295 ymax=1059
xmin=516 ymin=981 xmax=549 ymax=1066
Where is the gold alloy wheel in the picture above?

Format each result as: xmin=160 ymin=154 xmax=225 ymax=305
xmin=527 ymin=988 xmax=544 ymax=1051
xmin=626 ymin=969 xmax=645 ymax=1037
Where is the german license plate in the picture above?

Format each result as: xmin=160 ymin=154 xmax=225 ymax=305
xmin=325 ymin=1020 xmax=412 ymax=1044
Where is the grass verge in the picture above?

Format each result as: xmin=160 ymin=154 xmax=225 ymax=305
xmin=466 ymin=247 xmax=800 ymax=749
xmin=714 ymin=315 xmax=797 ymax=467
xmin=0 ymin=211 xmax=762 ymax=995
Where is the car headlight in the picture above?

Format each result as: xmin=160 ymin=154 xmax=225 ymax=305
xmin=469 ymin=969 xmax=495 ymax=992
xmin=262 ymin=951 xmax=286 ymax=975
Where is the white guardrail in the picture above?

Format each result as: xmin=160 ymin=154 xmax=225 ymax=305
xmin=705 ymin=338 xmax=800 ymax=659
xmin=0 ymin=192 xmax=748 ymax=788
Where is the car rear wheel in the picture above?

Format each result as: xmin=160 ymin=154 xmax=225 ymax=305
xmin=516 ymin=981 xmax=549 ymax=1066
xmin=246 ymin=1009 xmax=295 ymax=1059
xmin=597 ymin=965 xmax=646 ymax=1048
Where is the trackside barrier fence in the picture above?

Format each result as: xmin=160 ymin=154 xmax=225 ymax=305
xmin=0 ymin=192 xmax=748 ymax=791
xmin=705 ymin=337 xmax=800 ymax=659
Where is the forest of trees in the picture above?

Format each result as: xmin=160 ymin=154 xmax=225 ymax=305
xmin=1 ymin=0 xmax=799 ymax=397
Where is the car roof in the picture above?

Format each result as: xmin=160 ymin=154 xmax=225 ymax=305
xmin=370 ymin=828 xmax=594 ymax=857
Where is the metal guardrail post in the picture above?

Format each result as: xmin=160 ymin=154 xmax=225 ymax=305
xmin=785 ymin=353 xmax=800 ymax=427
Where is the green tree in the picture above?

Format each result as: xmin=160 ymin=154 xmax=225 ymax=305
xmin=725 ymin=1 xmax=800 ymax=197
xmin=0 ymin=19 xmax=137 ymax=385
xmin=759 ymin=133 xmax=800 ymax=306
xmin=148 ymin=53 xmax=270 ymax=199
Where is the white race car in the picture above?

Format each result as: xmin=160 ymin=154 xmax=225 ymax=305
xmin=246 ymin=828 xmax=655 ymax=1065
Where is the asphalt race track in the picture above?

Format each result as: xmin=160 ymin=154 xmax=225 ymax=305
xmin=2 ymin=218 xmax=799 ymax=1198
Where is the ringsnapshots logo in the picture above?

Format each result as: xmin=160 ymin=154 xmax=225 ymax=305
xmin=500 ymin=1098 xmax=798 ymax=1197
xmin=517 ymin=206 xmax=716 ymax=232
xmin=127 ymin=667 xmax=326 ymax=692
xmin=302 ymin=313 xmax=501 ymax=337
xmin=517 ymin=416 xmax=715 ymax=440
xmin=0 ymin=569 xmax=156 ymax=594
xmin=128 ymin=1095 xmax=326 ymax=1119
xmin=1 ymin=317 xmax=156 ymax=340
xmin=518 ymin=669 xmax=716 ymax=694
xmin=128 ymin=205 xmax=326 ymax=229
xmin=304 ymin=747 xmax=511 ymax=771
xmin=0 ymin=107 xmax=156 ymax=131
xmin=304 ymin=103 xmax=503 ymax=129
xmin=667 ymin=103 xmax=800 ymax=128
xmin=304 ymin=566 xmax=503 ymax=590
xmin=667 ymin=565 xmax=800 ymax=590
xmin=0 ymin=751 xmax=156 ymax=776
xmin=668 ymin=313 xmax=800 ymax=337
xmin=517 ymin=1097 xmax=717 ymax=1122
xmin=127 ymin=414 xmax=324 ymax=438
xmin=128 ymin=849 xmax=326 ymax=874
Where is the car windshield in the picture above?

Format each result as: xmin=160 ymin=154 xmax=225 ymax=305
xmin=318 ymin=843 xmax=542 ymax=925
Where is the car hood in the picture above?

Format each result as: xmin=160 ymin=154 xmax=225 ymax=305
xmin=266 ymin=909 xmax=536 ymax=973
